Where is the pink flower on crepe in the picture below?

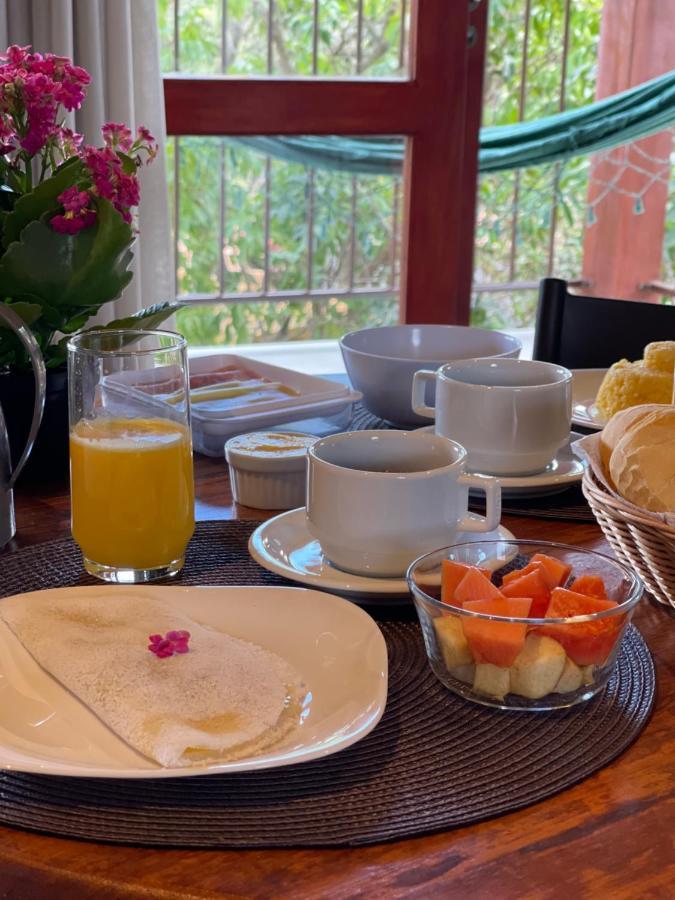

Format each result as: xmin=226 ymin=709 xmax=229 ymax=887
xmin=148 ymin=630 xmax=191 ymax=658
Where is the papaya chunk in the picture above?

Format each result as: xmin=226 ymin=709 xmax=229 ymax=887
xmin=441 ymin=560 xmax=491 ymax=605
xmin=461 ymin=595 xmax=532 ymax=667
xmin=529 ymin=553 xmax=572 ymax=589
xmin=570 ymin=574 xmax=607 ymax=598
xmin=501 ymin=568 xmax=551 ymax=617
xmin=536 ymin=588 xmax=622 ymax=666
xmin=454 ymin=568 xmax=504 ymax=606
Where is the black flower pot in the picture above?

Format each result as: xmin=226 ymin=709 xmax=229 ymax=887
xmin=0 ymin=368 xmax=70 ymax=484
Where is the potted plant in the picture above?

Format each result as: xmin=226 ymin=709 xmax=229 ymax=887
xmin=0 ymin=44 xmax=177 ymax=480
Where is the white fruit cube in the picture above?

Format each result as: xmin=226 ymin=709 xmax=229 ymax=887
xmin=510 ymin=634 xmax=566 ymax=699
xmin=581 ymin=664 xmax=596 ymax=685
xmin=473 ymin=663 xmax=510 ymax=700
xmin=554 ymin=656 xmax=583 ymax=694
xmin=434 ymin=615 xmax=473 ymax=669
xmin=450 ymin=663 xmax=475 ymax=685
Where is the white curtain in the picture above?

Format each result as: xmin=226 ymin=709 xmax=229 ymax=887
xmin=0 ymin=0 xmax=174 ymax=320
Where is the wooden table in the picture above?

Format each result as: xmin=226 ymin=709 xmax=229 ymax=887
xmin=1 ymin=455 xmax=674 ymax=899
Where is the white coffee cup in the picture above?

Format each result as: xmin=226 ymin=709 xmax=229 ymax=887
xmin=411 ymin=358 xmax=572 ymax=476
xmin=306 ymin=430 xmax=501 ymax=577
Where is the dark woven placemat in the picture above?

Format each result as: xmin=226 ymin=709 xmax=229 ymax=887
xmin=350 ymin=404 xmax=596 ymax=521
xmin=0 ymin=522 xmax=655 ymax=848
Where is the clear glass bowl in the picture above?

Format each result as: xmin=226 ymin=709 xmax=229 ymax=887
xmin=407 ymin=540 xmax=643 ymax=711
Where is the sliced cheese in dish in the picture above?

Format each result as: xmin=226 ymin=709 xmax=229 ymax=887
xmin=0 ymin=591 xmax=304 ymax=768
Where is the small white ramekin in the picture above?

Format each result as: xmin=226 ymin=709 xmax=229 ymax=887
xmin=224 ymin=432 xmax=318 ymax=510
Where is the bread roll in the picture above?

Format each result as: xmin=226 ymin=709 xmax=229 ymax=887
xmin=595 ymin=359 xmax=673 ymax=419
xmin=599 ymin=404 xmax=670 ymax=473
xmin=609 ymin=408 xmax=675 ymax=512
xmin=643 ymin=341 xmax=675 ymax=375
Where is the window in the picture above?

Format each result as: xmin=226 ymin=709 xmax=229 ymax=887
xmin=160 ymin=0 xmax=485 ymax=346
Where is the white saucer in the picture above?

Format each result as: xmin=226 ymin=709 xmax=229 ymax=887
xmin=416 ymin=427 xmax=586 ymax=497
xmin=248 ymin=508 xmax=516 ymax=602
xmin=571 ymin=368 xmax=608 ymax=431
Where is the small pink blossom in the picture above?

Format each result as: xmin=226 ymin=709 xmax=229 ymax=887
xmin=102 ymin=121 xmax=133 ymax=152
xmin=50 ymin=185 xmax=96 ymax=234
xmin=148 ymin=630 xmax=191 ymax=658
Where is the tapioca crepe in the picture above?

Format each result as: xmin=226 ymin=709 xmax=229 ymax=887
xmin=0 ymin=592 xmax=304 ymax=768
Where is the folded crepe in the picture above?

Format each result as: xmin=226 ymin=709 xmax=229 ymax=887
xmin=0 ymin=591 xmax=304 ymax=768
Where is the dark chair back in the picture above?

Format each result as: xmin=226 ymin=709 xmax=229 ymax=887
xmin=532 ymin=278 xmax=675 ymax=369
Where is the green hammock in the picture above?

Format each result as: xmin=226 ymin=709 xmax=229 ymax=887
xmin=233 ymin=69 xmax=675 ymax=176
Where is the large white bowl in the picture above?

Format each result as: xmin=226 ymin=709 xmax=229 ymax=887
xmin=340 ymin=324 xmax=521 ymax=426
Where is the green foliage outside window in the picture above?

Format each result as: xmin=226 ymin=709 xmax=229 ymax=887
xmin=157 ymin=0 xmax=607 ymax=346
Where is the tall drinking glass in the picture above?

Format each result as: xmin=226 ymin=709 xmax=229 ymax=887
xmin=68 ymin=330 xmax=195 ymax=583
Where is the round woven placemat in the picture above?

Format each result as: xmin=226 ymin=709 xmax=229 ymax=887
xmin=0 ymin=522 xmax=655 ymax=848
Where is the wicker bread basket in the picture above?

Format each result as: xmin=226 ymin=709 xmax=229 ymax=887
xmin=582 ymin=467 xmax=675 ymax=609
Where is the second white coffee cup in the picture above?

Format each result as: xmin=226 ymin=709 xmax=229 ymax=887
xmin=306 ymin=429 xmax=501 ymax=578
xmin=411 ymin=357 xmax=573 ymax=476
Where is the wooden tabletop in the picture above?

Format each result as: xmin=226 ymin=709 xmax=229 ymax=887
xmin=1 ymin=455 xmax=674 ymax=899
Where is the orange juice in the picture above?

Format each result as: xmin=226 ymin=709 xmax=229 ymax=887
xmin=70 ymin=417 xmax=195 ymax=570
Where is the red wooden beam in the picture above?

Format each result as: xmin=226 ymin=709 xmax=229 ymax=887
xmin=164 ymin=77 xmax=427 ymax=136
xmin=581 ymin=0 xmax=675 ymax=301
xmin=399 ymin=0 xmax=473 ymax=325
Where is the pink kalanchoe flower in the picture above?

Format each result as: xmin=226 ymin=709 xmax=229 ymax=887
xmin=2 ymin=44 xmax=30 ymax=66
xmin=50 ymin=185 xmax=96 ymax=234
xmin=134 ymin=125 xmax=159 ymax=162
xmin=50 ymin=210 xmax=95 ymax=234
xmin=57 ymin=126 xmax=84 ymax=158
xmin=102 ymin=121 xmax=133 ymax=152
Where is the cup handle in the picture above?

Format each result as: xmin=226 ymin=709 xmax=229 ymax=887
xmin=457 ymin=473 xmax=501 ymax=533
xmin=411 ymin=369 xmax=437 ymax=419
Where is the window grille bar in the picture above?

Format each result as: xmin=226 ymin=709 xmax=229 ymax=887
xmin=508 ymin=0 xmax=532 ymax=282
xmin=221 ymin=0 xmax=228 ymax=71
xmin=263 ymin=155 xmax=272 ymax=294
xmin=348 ymin=176 xmax=358 ymax=291
xmin=546 ymin=0 xmax=571 ymax=275
xmin=173 ymin=0 xmax=180 ymax=70
xmin=312 ymin=0 xmax=319 ymax=75
xmin=267 ymin=0 xmax=274 ymax=74
xmin=356 ymin=0 xmax=364 ymax=75
xmin=178 ymin=286 xmax=398 ymax=305
xmin=399 ymin=0 xmax=407 ymax=72
xmin=219 ymin=140 xmax=226 ymax=296
xmin=219 ymin=5 xmax=227 ymax=296
xmin=390 ymin=179 xmax=400 ymax=289
xmin=173 ymin=137 xmax=180 ymax=298
xmin=306 ymin=168 xmax=315 ymax=291
xmin=176 ymin=280 xmax=591 ymax=306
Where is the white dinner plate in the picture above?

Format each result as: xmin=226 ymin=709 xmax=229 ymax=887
xmin=571 ymin=368 xmax=608 ymax=430
xmin=249 ymin=507 xmax=516 ymax=601
xmin=0 ymin=585 xmax=387 ymax=778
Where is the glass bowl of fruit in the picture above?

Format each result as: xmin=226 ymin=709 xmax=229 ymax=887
xmin=407 ymin=541 xmax=643 ymax=711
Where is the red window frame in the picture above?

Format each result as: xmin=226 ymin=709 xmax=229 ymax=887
xmin=163 ymin=0 xmax=487 ymax=325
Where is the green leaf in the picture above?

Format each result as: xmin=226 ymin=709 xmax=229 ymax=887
xmin=0 ymin=198 xmax=134 ymax=314
xmin=2 ymin=157 xmax=84 ymax=249
xmin=0 ymin=300 xmax=43 ymax=327
xmin=104 ymin=299 xmax=182 ymax=330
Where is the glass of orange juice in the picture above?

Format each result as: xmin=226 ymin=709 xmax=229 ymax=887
xmin=67 ymin=330 xmax=195 ymax=583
